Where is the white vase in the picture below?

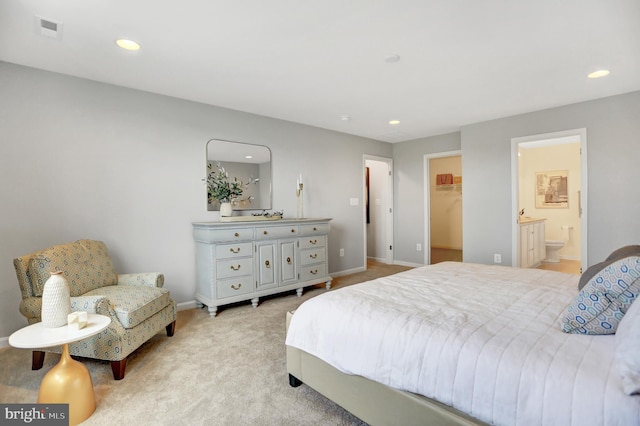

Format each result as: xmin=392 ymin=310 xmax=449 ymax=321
xmin=41 ymin=271 xmax=71 ymax=328
xmin=220 ymin=202 xmax=233 ymax=217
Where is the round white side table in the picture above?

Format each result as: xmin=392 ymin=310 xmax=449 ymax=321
xmin=9 ymin=314 xmax=111 ymax=426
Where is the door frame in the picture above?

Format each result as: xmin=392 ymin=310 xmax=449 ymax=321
xmin=424 ymin=150 xmax=462 ymax=265
xmin=363 ymin=155 xmax=394 ymax=268
xmin=510 ymin=128 xmax=588 ymax=269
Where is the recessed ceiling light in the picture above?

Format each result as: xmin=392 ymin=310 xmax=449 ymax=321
xmin=116 ymin=39 xmax=141 ymax=51
xmin=389 ymin=120 xmax=400 ymax=125
xmin=340 ymin=115 xmax=351 ymax=121
xmin=588 ymin=69 xmax=610 ymax=79
xmin=385 ymin=54 xmax=400 ymax=63
xmin=245 ymin=155 xmax=253 ymax=159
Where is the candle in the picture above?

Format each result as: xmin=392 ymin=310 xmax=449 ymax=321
xmin=299 ymin=173 xmax=303 ymax=185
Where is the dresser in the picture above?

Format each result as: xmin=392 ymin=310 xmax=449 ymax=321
xmin=193 ymin=218 xmax=332 ymax=317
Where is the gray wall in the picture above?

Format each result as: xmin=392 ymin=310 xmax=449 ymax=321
xmin=462 ymin=91 xmax=640 ymax=266
xmin=0 ymin=61 xmax=391 ymax=338
xmin=3 ymin=59 xmax=639 ymax=340
xmin=392 ymin=132 xmax=462 ymax=264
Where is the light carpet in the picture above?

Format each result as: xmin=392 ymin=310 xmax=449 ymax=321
xmin=0 ymin=262 xmax=411 ymax=425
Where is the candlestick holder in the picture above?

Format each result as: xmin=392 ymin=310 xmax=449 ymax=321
xmin=296 ymin=183 xmax=304 ymax=219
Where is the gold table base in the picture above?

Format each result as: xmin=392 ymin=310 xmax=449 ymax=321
xmin=37 ymin=344 xmax=96 ymax=426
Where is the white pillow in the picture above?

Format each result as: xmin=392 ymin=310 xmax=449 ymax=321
xmin=615 ymin=297 xmax=640 ymax=395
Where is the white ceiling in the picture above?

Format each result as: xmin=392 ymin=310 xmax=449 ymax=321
xmin=1 ymin=1 xmax=639 ymax=143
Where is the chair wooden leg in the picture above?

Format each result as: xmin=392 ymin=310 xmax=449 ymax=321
xmin=166 ymin=320 xmax=176 ymax=337
xmin=111 ymin=359 xmax=127 ymax=380
xmin=32 ymin=351 xmax=45 ymax=370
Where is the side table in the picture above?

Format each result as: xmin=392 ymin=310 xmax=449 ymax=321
xmin=9 ymin=314 xmax=111 ymax=426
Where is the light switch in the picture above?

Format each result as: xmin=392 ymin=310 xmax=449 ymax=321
xmin=350 ymin=198 xmax=359 ymax=206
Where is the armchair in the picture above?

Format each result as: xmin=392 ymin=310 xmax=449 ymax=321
xmin=14 ymin=239 xmax=177 ymax=380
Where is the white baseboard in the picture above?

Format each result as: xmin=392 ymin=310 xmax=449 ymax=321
xmin=330 ymin=266 xmax=366 ymax=278
xmin=393 ymin=260 xmax=424 ymax=268
xmin=177 ymin=300 xmax=198 ymax=311
xmin=560 ymin=255 xmax=581 ymax=261
xmin=0 ymin=336 xmax=8 ymax=350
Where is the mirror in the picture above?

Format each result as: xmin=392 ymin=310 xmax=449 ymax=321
xmin=206 ymin=139 xmax=272 ymax=211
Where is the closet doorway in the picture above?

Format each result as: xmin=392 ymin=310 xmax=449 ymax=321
xmin=363 ymin=155 xmax=394 ymax=267
xmin=424 ymin=151 xmax=463 ymax=265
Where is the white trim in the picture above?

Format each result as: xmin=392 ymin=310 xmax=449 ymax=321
xmin=330 ymin=266 xmax=367 ymax=278
xmin=423 ymin=150 xmax=462 ymax=265
xmin=177 ymin=300 xmax=198 ymax=311
xmin=511 ymin=128 xmax=588 ymax=270
xmin=0 ymin=336 xmax=8 ymax=349
xmin=393 ymin=260 xmax=423 ymax=268
xmin=363 ymin=155 xmax=394 ymax=269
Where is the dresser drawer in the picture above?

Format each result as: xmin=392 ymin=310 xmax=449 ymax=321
xmin=300 ymin=263 xmax=327 ymax=282
xmin=300 ymin=248 xmax=326 ymax=266
xmin=208 ymin=228 xmax=253 ymax=242
xmin=300 ymin=235 xmax=326 ymax=249
xmin=299 ymin=223 xmax=330 ymax=236
xmin=215 ymin=242 xmax=253 ymax=260
xmin=216 ymin=276 xmax=253 ymax=299
xmin=216 ymin=257 xmax=253 ymax=279
xmin=256 ymin=225 xmax=298 ymax=239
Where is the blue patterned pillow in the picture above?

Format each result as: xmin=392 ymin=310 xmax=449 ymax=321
xmin=562 ymin=256 xmax=640 ymax=334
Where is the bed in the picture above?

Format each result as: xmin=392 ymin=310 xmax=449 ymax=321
xmin=285 ymin=261 xmax=640 ymax=426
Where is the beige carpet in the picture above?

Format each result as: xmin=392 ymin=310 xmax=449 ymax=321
xmin=0 ymin=262 xmax=411 ymax=425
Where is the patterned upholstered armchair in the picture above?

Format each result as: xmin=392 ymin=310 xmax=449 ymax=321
xmin=13 ymin=239 xmax=177 ymax=380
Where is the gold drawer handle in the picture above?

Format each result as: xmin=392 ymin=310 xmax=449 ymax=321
xmin=310 ymin=269 xmax=318 ymax=275
xmin=291 ymin=229 xmax=295 ymax=233
xmin=265 ymin=260 xmax=271 ymax=268
xmin=234 ymin=232 xmax=240 ymax=237
xmin=313 ymin=227 xmax=317 ymax=231
xmin=309 ymin=254 xmax=317 ymax=259
xmin=263 ymin=230 xmax=268 ymax=235
xmin=230 ymin=264 xmax=241 ymax=271
xmin=230 ymin=247 xmax=241 ymax=254
xmin=231 ymin=283 xmax=242 ymax=290
xmin=309 ymin=239 xmax=317 ymax=245
xmin=287 ymin=257 xmax=292 ymax=264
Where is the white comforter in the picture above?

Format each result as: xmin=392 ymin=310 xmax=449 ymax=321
xmin=286 ymin=262 xmax=640 ymax=426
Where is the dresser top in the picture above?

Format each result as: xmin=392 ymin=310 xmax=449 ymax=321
xmin=193 ymin=218 xmax=332 ymax=228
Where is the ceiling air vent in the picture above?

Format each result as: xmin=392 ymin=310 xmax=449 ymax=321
xmin=35 ymin=15 xmax=63 ymax=40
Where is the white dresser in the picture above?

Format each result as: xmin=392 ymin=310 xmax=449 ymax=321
xmin=193 ymin=218 xmax=332 ymax=317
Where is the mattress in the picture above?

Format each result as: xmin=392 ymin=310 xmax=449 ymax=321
xmin=285 ymin=262 xmax=640 ymax=425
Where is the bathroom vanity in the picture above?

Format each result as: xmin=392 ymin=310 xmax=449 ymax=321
xmin=193 ymin=218 xmax=332 ymax=317
xmin=519 ymin=217 xmax=546 ymax=268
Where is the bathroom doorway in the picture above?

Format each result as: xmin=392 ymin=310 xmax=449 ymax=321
xmin=424 ymin=151 xmax=463 ymax=265
xmin=511 ymin=129 xmax=587 ymax=273
xmin=363 ymin=155 xmax=394 ymax=266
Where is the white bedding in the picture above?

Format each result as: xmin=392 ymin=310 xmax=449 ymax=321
xmin=286 ymin=262 xmax=640 ymax=426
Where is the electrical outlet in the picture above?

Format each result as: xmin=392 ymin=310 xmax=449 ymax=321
xmin=494 ymin=253 xmax=502 ymax=263
xmin=339 ymin=248 xmax=344 ymax=257
xmin=416 ymin=243 xmax=422 ymax=251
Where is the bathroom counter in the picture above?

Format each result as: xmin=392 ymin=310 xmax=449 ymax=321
xmin=518 ymin=216 xmax=546 ymax=224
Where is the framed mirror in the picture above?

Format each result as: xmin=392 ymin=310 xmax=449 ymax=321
xmin=206 ymin=139 xmax=272 ymax=211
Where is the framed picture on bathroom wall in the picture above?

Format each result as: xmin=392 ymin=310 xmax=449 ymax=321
xmin=535 ymin=170 xmax=568 ymax=208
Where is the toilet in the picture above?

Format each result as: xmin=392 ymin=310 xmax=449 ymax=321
xmin=544 ymin=240 xmax=565 ymax=263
